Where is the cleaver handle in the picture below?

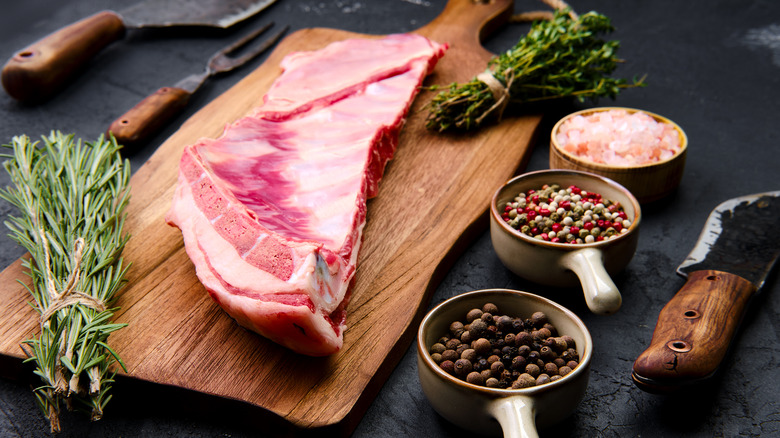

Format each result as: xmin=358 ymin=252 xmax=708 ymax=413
xmin=632 ymin=270 xmax=757 ymax=392
xmin=108 ymin=86 xmax=192 ymax=148
xmin=2 ymin=11 xmax=126 ymax=102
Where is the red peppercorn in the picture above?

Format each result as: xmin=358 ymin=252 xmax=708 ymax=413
xmin=560 ymin=200 xmax=571 ymax=210
xmin=527 ymin=210 xmax=537 ymax=220
xmin=570 ymin=226 xmax=580 ymax=235
xmin=613 ymin=222 xmax=623 ymax=231
xmin=551 ymin=223 xmax=562 ymax=232
xmin=505 ymin=205 xmax=513 ymax=212
xmin=597 ymin=219 xmax=606 ymax=228
xmin=583 ymin=222 xmax=594 ymax=231
xmin=539 ymin=208 xmax=551 ymax=217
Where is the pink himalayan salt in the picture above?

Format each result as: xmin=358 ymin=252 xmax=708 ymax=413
xmin=556 ymin=109 xmax=681 ymax=166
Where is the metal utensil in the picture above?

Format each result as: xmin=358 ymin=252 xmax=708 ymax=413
xmin=632 ymin=191 xmax=780 ymax=393
xmin=108 ymin=23 xmax=288 ymax=148
xmin=1 ymin=0 xmax=278 ymax=102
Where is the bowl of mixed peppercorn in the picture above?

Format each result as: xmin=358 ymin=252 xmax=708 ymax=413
xmin=417 ymin=288 xmax=592 ymax=437
xmin=490 ymin=169 xmax=641 ymax=314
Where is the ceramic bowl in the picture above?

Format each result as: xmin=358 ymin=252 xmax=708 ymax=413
xmin=417 ymin=289 xmax=592 ymax=437
xmin=549 ymin=107 xmax=687 ymax=204
xmin=490 ymin=169 xmax=641 ymax=315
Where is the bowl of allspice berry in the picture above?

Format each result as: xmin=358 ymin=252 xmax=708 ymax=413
xmin=417 ymin=288 xmax=592 ymax=437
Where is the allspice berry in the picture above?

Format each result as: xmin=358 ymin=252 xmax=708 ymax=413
xmin=454 ymin=359 xmax=473 ymax=377
xmin=530 ymin=311 xmax=548 ymax=327
xmin=482 ymin=303 xmax=499 ymax=315
xmin=512 ymin=373 xmax=536 ymax=388
xmin=467 ymin=371 xmax=484 ymax=386
xmin=441 ymin=349 xmax=458 ymax=363
xmin=430 ymin=303 xmax=579 ymax=390
xmin=472 ymin=337 xmax=492 ymax=356
xmin=466 ymin=308 xmax=483 ymax=323
xmin=468 ymin=319 xmax=488 ymax=338
xmin=430 ymin=343 xmax=446 ymax=355
xmin=525 ymin=363 xmax=541 ymax=378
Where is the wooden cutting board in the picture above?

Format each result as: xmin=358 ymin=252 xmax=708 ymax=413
xmin=0 ymin=0 xmax=543 ymax=434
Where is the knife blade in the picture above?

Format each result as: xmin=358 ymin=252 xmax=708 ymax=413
xmin=632 ymin=191 xmax=780 ymax=393
xmin=1 ymin=0 xmax=278 ymax=103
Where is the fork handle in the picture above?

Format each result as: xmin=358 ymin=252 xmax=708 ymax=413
xmin=108 ymin=86 xmax=192 ymax=148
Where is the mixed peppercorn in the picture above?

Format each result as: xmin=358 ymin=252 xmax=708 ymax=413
xmin=428 ymin=303 xmax=579 ymax=389
xmin=500 ymin=183 xmax=631 ymax=244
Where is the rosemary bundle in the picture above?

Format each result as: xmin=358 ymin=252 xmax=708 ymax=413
xmin=0 ymin=132 xmax=131 ymax=432
xmin=425 ymin=9 xmax=646 ymax=132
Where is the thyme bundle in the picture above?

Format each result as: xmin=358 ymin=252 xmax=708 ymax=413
xmin=425 ymin=9 xmax=646 ymax=132
xmin=0 ymin=132 xmax=131 ymax=432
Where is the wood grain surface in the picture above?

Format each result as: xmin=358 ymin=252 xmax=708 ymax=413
xmin=0 ymin=0 xmax=543 ymax=434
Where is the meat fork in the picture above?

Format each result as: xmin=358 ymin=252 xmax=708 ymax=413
xmin=108 ymin=22 xmax=288 ymax=148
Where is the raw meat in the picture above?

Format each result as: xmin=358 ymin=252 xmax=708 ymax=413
xmin=166 ymin=34 xmax=447 ymax=356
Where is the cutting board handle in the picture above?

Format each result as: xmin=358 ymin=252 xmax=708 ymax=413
xmin=417 ymin=0 xmax=514 ymax=56
xmin=1 ymin=10 xmax=126 ymax=103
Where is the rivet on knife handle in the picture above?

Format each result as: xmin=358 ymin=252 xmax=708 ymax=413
xmin=108 ymin=87 xmax=192 ymax=148
xmin=1 ymin=11 xmax=126 ymax=103
xmin=632 ymin=269 xmax=756 ymax=392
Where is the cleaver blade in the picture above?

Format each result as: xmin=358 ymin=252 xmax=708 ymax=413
xmin=1 ymin=0 xmax=278 ymax=103
xmin=632 ymin=191 xmax=780 ymax=393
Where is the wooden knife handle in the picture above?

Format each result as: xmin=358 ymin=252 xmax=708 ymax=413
xmin=1 ymin=11 xmax=126 ymax=102
xmin=108 ymin=86 xmax=192 ymax=148
xmin=632 ymin=270 xmax=757 ymax=392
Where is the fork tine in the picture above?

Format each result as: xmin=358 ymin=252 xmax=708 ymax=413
xmin=209 ymin=23 xmax=289 ymax=74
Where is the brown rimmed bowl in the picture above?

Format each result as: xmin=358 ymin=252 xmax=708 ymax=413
xmin=550 ymin=107 xmax=687 ymax=204
xmin=490 ymin=169 xmax=641 ymax=315
xmin=417 ymin=289 xmax=592 ymax=437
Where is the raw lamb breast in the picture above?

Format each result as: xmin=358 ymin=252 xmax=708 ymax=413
xmin=166 ymin=34 xmax=447 ymax=356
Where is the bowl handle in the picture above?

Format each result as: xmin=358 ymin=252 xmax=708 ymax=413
xmin=489 ymin=394 xmax=539 ymax=438
xmin=560 ymin=248 xmax=622 ymax=314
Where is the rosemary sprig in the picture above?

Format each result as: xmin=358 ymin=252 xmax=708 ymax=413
xmin=0 ymin=132 xmax=131 ymax=432
xmin=426 ymin=9 xmax=646 ymax=132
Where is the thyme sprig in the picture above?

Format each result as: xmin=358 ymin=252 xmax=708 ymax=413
xmin=426 ymin=9 xmax=646 ymax=132
xmin=0 ymin=132 xmax=131 ymax=432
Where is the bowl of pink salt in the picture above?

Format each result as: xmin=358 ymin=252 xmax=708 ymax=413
xmin=550 ymin=107 xmax=687 ymax=203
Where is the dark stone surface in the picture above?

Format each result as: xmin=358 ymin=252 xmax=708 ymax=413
xmin=1 ymin=0 xmax=778 ymax=436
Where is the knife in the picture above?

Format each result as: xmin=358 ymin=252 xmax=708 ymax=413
xmin=1 ymin=0 xmax=277 ymax=103
xmin=632 ymin=191 xmax=780 ymax=393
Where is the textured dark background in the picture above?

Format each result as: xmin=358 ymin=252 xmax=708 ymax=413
xmin=1 ymin=0 xmax=779 ymax=437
